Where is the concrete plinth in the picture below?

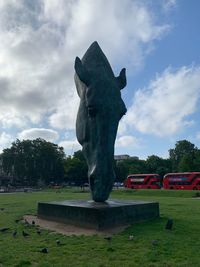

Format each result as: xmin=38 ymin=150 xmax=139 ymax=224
xmin=38 ymin=199 xmax=159 ymax=230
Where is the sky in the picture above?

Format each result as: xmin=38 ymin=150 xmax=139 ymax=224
xmin=0 ymin=0 xmax=200 ymax=159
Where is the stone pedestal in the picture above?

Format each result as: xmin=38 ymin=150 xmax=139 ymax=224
xmin=38 ymin=199 xmax=159 ymax=230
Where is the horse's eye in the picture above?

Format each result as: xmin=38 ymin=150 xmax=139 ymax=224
xmin=88 ymin=106 xmax=97 ymax=117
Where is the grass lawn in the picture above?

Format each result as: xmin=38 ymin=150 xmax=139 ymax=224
xmin=0 ymin=188 xmax=199 ymax=267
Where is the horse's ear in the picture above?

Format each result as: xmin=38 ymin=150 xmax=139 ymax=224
xmin=74 ymin=57 xmax=90 ymax=86
xmin=116 ymin=68 xmax=126 ymax=90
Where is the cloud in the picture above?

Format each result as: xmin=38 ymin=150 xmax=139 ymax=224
xmin=125 ymin=66 xmax=200 ymax=136
xmin=0 ymin=132 xmax=13 ymax=152
xmin=0 ymin=0 xmax=170 ymax=130
xmin=0 ymin=112 xmax=28 ymax=129
xmin=115 ymin=135 xmax=140 ymax=148
xmin=18 ymin=128 xmax=59 ymax=142
xmin=49 ymin=95 xmax=79 ymax=130
xmin=118 ymin=119 xmax=128 ymax=136
xmin=59 ymin=139 xmax=81 ymax=155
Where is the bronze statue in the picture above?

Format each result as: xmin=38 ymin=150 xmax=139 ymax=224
xmin=74 ymin=41 xmax=127 ymax=202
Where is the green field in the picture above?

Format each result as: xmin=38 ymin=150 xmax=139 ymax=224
xmin=0 ymin=188 xmax=199 ymax=267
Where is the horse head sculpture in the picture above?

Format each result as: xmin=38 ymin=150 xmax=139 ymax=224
xmin=74 ymin=41 xmax=127 ymax=202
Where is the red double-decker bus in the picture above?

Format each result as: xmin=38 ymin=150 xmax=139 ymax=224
xmin=163 ymin=172 xmax=200 ymax=190
xmin=124 ymin=174 xmax=161 ymax=189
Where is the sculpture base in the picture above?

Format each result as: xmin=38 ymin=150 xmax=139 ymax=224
xmin=37 ymin=199 xmax=159 ymax=230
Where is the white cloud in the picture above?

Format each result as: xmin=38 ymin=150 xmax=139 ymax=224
xmin=59 ymin=139 xmax=81 ymax=156
xmin=49 ymin=94 xmax=79 ymax=129
xmin=0 ymin=112 xmax=28 ymax=129
xmin=18 ymin=128 xmax=59 ymax=142
xmin=0 ymin=0 xmax=170 ymax=130
xmin=115 ymin=135 xmax=140 ymax=148
xmin=0 ymin=132 xmax=13 ymax=152
xmin=118 ymin=119 xmax=128 ymax=136
xmin=64 ymin=0 xmax=170 ymax=69
xmin=125 ymin=66 xmax=200 ymax=136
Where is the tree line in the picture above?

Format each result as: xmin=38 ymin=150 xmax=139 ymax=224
xmin=1 ymin=139 xmax=65 ymax=186
xmin=0 ymin=138 xmax=200 ymax=187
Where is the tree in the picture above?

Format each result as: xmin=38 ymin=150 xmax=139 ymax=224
xmin=64 ymin=150 xmax=88 ymax=185
xmin=146 ymin=155 xmax=172 ymax=179
xmin=128 ymin=158 xmax=147 ymax=174
xmin=192 ymin=150 xmax=200 ymax=171
xmin=178 ymin=154 xmax=194 ymax=172
xmin=146 ymin=155 xmax=163 ymax=173
xmin=169 ymin=140 xmax=197 ymax=172
xmin=73 ymin=150 xmax=86 ymax=162
xmin=115 ymin=157 xmax=148 ymax=182
xmin=115 ymin=161 xmax=129 ymax=182
xmin=2 ymin=138 xmax=65 ymax=186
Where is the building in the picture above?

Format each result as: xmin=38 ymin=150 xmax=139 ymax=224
xmin=114 ymin=154 xmax=139 ymax=162
xmin=114 ymin=154 xmax=130 ymax=161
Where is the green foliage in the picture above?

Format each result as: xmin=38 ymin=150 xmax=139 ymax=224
xmin=178 ymin=154 xmax=194 ymax=172
xmin=115 ymin=156 xmax=171 ymax=181
xmin=169 ymin=140 xmax=198 ymax=172
xmin=146 ymin=155 xmax=171 ymax=179
xmin=115 ymin=139 xmax=200 ymax=182
xmin=127 ymin=158 xmax=147 ymax=174
xmin=115 ymin=157 xmax=148 ymax=182
xmin=1 ymin=139 xmax=200 ymax=187
xmin=1 ymin=138 xmax=65 ymax=186
xmin=0 ymin=189 xmax=200 ymax=266
xmin=115 ymin=161 xmax=129 ymax=182
xmin=193 ymin=150 xmax=200 ymax=170
xmin=73 ymin=150 xmax=86 ymax=162
xmin=64 ymin=150 xmax=88 ymax=185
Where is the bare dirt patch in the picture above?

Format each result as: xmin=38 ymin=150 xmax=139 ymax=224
xmin=23 ymin=215 xmax=128 ymax=236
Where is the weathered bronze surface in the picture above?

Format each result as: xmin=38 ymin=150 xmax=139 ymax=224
xmin=74 ymin=41 xmax=127 ymax=202
xmin=38 ymin=200 xmax=159 ymax=230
